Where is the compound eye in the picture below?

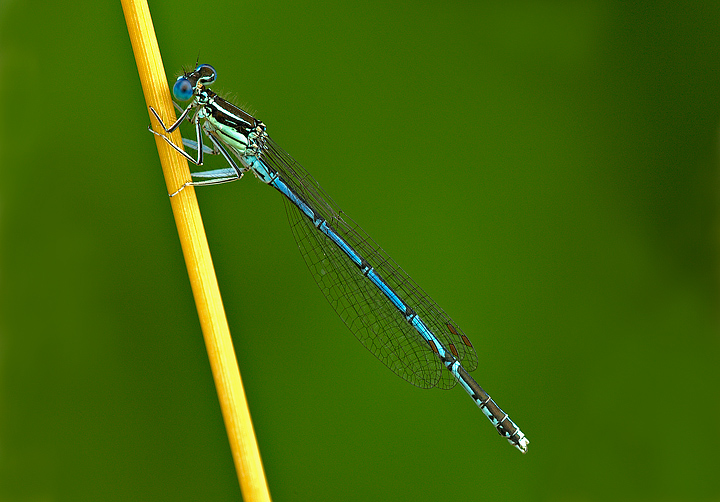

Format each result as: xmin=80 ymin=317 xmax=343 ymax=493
xmin=195 ymin=64 xmax=216 ymax=86
xmin=173 ymin=77 xmax=194 ymax=101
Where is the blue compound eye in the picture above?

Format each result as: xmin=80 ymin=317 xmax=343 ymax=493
xmin=173 ymin=77 xmax=194 ymax=101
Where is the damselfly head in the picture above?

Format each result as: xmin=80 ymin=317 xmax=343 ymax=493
xmin=193 ymin=64 xmax=217 ymax=86
xmin=173 ymin=64 xmax=217 ymax=101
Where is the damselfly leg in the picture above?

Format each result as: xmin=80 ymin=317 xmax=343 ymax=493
xmin=149 ymin=104 xmax=247 ymax=196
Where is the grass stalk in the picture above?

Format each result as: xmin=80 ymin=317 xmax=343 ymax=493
xmin=121 ymin=1 xmax=271 ymax=499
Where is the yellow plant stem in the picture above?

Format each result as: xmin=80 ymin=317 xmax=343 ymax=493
xmin=121 ymin=1 xmax=271 ymax=500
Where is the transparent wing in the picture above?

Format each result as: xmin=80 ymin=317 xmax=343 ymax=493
xmin=262 ymin=138 xmax=478 ymax=389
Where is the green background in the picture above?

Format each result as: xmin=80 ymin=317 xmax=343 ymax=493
xmin=1 ymin=1 xmax=718 ymax=501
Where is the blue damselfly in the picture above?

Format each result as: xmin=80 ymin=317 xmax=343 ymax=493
xmin=149 ymin=64 xmax=529 ymax=453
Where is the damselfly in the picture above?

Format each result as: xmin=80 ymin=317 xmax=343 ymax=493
xmin=149 ymin=64 xmax=529 ymax=453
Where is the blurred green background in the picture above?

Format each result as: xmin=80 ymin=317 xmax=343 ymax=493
xmin=1 ymin=1 xmax=718 ymax=500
